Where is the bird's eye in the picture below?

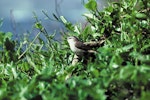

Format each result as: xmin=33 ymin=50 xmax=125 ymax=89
xmin=68 ymin=37 xmax=72 ymax=39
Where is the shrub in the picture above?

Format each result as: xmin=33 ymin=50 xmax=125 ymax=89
xmin=0 ymin=0 xmax=150 ymax=100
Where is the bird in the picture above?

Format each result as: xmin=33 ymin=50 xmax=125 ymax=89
xmin=67 ymin=36 xmax=96 ymax=57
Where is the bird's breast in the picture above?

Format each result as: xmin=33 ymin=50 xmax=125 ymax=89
xmin=69 ymin=43 xmax=85 ymax=54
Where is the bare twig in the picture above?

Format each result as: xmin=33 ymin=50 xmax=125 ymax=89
xmin=18 ymin=31 xmax=41 ymax=59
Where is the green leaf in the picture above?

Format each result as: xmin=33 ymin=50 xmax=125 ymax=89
xmin=83 ymin=13 xmax=98 ymax=21
xmin=130 ymin=52 xmax=150 ymax=62
xmin=60 ymin=16 xmax=67 ymax=24
xmin=85 ymin=0 xmax=97 ymax=11
xmin=0 ymin=32 xmax=4 ymax=45
xmin=116 ymin=44 xmax=134 ymax=53
xmin=4 ymin=32 xmax=12 ymax=40
xmin=119 ymin=65 xmax=138 ymax=79
xmin=35 ymin=22 xmax=43 ymax=30
xmin=141 ymin=91 xmax=150 ymax=100
xmin=136 ymin=12 xmax=147 ymax=19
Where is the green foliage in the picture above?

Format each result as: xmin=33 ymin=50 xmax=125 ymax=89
xmin=0 ymin=0 xmax=150 ymax=100
xmin=85 ymin=0 xmax=97 ymax=11
xmin=0 ymin=32 xmax=18 ymax=62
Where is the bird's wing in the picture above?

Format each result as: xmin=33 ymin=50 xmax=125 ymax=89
xmin=75 ymin=41 xmax=91 ymax=51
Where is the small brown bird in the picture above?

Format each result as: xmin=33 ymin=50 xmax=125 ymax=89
xmin=67 ymin=36 xmax=96 ymax=57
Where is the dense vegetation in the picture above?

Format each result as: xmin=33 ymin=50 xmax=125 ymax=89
xmin=0 ymin=0 xmax=150 ymax=100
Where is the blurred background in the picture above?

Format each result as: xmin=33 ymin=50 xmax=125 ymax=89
xmin=0 ymin=0 xmax=108 ymax=39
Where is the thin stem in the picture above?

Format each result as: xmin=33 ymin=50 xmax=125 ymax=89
xmin=18 ymin=31 xmax=41 ymax=59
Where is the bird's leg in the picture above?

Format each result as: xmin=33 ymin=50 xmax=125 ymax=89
xmin=71 ymin=52 xmax=96 ymax=65
xmin=72 ymin=54 xmax=80 ymax=65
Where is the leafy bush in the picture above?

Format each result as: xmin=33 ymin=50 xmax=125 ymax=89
xmin=0 ymin=0 xmax=150 ymax=100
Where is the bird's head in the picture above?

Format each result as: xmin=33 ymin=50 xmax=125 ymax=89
xmin=67 ymin=36 xmax=79 ymax=44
